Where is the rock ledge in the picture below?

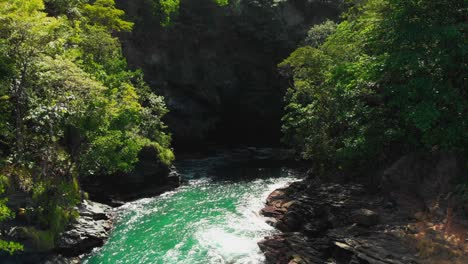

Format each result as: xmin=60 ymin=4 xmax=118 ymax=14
xmin=56 ymin=200 xmax=113 ymax=257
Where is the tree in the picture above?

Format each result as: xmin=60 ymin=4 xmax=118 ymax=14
xmin=0 ymin=175 xmax=23 ymax=254
xmin=305 ymin=20 xmax=337 ymax=48
xmin=0 ymin=0 xmax=67 ymax=163
xmin=374 ymin=0 xmax=467 ymax=150
xmin=151 ymin=0 xmax=229 ymax=25
xmin=82 ymin=0 xmax=133 ymax=32
xmin=281 ymin=0 xmax=467 ymax=174
xmin=0 ymin=0 xmax=173 ymax=253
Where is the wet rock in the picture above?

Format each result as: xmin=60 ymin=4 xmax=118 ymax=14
xmin=282 ymin=210 xmax=305 ymax=232
xmin=167 ymin=167 xmax=182 ymax=187
xmin=3 ymin=226 xmax=32 ymax=245
xmin=261 ymin=206 xmax=285 ymax=218
xmin=43 ymin=255 xmax=80 ymax=264
xmin=329 ymin=233 xmax=421 ymax=264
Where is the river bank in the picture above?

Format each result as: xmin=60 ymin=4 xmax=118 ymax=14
xmin=0 ymin=163 xmax=182 ymax=263
xmin=14 ymin=147 xmax=299 ymax=263
xmin=4 ymin=149 xmax=465 ymax=264
xmin=258 ymin=152 xmax=468 ymax=264
xmin=83 ymin=148 xmax=303 ymax=263
xmin=0 ymin=200 xmax=113 ymax=264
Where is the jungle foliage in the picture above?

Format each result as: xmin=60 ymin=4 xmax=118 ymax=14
xmin=280 ymin=0 xmax=467 ymax=174
xmin=151 ymin=0 xmax=229 ymax=25
xmin=0 ymin=0 xmax=172 ymax=253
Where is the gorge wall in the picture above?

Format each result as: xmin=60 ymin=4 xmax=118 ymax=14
xmin=116 ymin=0 xmax=342 ymax=149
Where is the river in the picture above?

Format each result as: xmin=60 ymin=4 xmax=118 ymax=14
xmin=84 ymin=151 xmax=301 ymax=264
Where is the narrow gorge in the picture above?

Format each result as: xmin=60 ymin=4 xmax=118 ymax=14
xmin=0 ymin=0 xmax=466 ymax=264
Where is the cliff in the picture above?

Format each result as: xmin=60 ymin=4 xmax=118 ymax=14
xmin=116 ymin=0 xmax=342 ymax=148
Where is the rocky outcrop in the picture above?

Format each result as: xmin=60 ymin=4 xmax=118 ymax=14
xmin=0 ymin=200 xmax=113 ymax=264
xmin=55 ymin=200 xmax=113 ymax=257
xmin=116 ymin=0 xmax=343 ymax=148
xmin=382 ymin=151 xmax=465 ymax=219
xmin=81 ymin=145 xmax=181 ymax=206
xmin=259 ymin=152 xmax=468 ymax=264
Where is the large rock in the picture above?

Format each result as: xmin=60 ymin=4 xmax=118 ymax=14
xmin=78 ymin=200 xmax=110 ymax=221
xmin=0 ymin=200 xmax=114 ymax=262
xmin=55 ymin=200 xmax=112 ymax=257
xmin=81 ymin=145 xmax=180 ymax=205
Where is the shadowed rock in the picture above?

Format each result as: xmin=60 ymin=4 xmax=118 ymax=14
xmin=258 ymin=152 xmax=467 ymax=264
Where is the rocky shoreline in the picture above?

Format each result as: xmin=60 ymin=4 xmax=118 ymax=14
xmin=54 ymin=170 xmax=183 ymax=263
xmin=0 ymin=200 xmax=114 ymax=264
xmin=55 ymin=200 xmax=114 ymax=261
xmin=258 ymin=153 xmax=468 ymax=264
xmin=1 ymin=170 xmax=182 ymax=264
xmin=2 ymin=150 xmax=466 ymax=263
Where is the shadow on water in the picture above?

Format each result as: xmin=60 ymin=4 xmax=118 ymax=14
xmin=175 ymin=147 xmax=305 ymax=183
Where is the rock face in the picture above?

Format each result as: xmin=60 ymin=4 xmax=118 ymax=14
xmin=55 ymin=200 xmax=113 ymax=257
xmin=381 ymin=151 xmax=465 ymax=218
xmin=0 ymin=200 xmax=113 ymax=264
xmin=259 ymin=152 xmax=468 ymax=264
xmin=116 ymin=0 xmax=342 ymax=148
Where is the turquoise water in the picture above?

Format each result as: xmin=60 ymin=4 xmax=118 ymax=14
xmin=84 ymin=156 xmax=299 ymax=264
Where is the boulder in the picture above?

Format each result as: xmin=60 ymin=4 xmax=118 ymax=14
xmin=55 ymin=200 xmax=112 ymax=257
xmin=78 ymin=200 xmax=110 ymax=221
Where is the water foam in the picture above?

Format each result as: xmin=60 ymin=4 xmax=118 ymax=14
xmin=85 ymin=165 xmax=300 ymax=264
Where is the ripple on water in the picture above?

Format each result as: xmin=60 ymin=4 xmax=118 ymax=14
xmin=84 ymin=166 xmax=300 ymax=264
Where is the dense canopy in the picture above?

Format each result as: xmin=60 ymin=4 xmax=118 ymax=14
xmin=280 ymin=0 xmax=467 ymax=174
xmin=0 ymin=0 xmax=172 ymax=252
